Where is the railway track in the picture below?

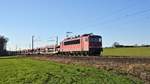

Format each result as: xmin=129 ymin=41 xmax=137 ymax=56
xmin=29 ymin=55 xmax=150 ymax=64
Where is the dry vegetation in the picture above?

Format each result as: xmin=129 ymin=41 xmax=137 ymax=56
xmin=33 ymin=56 xmax=150 ymax=84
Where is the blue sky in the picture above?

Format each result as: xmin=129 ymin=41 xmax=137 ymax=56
xmin=0 ymin=0 xmax=150 ymax=50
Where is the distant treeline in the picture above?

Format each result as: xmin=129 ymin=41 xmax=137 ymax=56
xmin=109 ymin=42 xmax=150 ymax=48
xmin=113 ymin=45 xmax=150 ymax=48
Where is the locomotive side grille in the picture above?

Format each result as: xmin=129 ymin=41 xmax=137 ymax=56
xmin=64 ymin=39 xmax=80 ymax=45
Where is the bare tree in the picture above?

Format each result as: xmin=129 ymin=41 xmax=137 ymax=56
xmin=0 ymin=35 xmax=8 ymax=55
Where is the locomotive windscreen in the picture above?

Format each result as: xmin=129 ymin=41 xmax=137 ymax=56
xmin=90 ymin=37 xmax=101 ymax=42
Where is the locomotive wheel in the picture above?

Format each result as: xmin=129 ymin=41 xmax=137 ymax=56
xmin=83 ymin=52 xmax=86 ymax=56
xmin=84 ymin=52 xmax=88 ymax=56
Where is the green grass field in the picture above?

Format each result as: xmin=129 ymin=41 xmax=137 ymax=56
xmin=102 ymin=47 xmax=150 ymax=57
xmin=0 ymin=56 xmax=143 ymax=84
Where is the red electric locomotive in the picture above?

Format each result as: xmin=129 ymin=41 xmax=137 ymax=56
xmin=19 ymin=33 xmax=102 ymax=56
xmin=59 ymin=33 xmax=103 ymax=56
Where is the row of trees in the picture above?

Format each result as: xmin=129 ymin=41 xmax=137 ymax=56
xmin=112 ymin=42 xmax=150 ymax=48
xmin=0 ymin=35 xmax=8 ymax=55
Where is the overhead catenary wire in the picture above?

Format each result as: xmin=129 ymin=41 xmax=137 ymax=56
xmin=72 ymin=1 xmax=150 ymax=31
xmin=76 ymin=6 xmax=132 ymax=29
xmin=71 ymin=1 xmax=139 ymax=29
xmin=80 ymin=8 xmax=150 ymax=30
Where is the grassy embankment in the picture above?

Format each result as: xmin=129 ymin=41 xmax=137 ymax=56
xmin=102 ymin=47 xmax=150 ymax=57
xmin=0 ymin=56 xmax=143 ymax=84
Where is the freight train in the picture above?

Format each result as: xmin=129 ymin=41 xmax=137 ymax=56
xmin=19 ymin=33 xmax=103 ymax=56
